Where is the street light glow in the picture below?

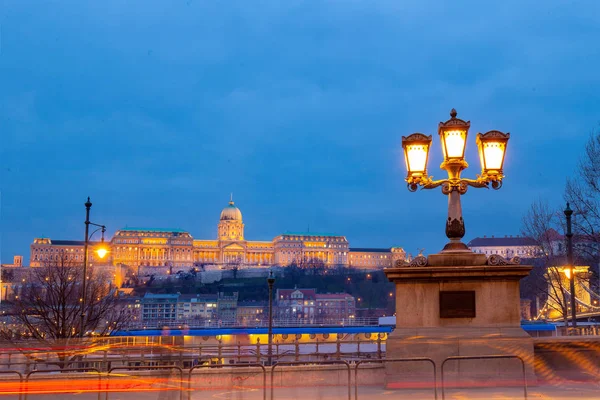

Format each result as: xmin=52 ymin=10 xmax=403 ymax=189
xmin=476 ymin=130 xmax=510 ymax=178
xmin=402 ymin=133 xmax=432 ymax=182
xmin=441 ymin=129 xmax=467 ymax=159
xmin=481 ymin=141 xmax=504 ymax=170
xmin=96 ymin=247 xmax=108 ymax=259
xmin=405 ymin=144 xmax=428 ymax=174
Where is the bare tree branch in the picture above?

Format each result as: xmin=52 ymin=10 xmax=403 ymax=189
xmin=0 ymin=251 xmax=131 ymax=368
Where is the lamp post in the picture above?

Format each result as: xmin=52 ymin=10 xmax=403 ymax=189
xmin=80 ymin=197 xmax=108 ymax=338
xmin=401 ymin=109 xmax=510 ymax=251
xmin=564 ymin=202 xmax=577 ymax=328
xmin=267 ymin=270 xmax=275 ymax=366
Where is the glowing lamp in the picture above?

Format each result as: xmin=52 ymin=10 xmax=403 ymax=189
xmin=401 ymin=133 xmax=432 ymax=180
xmin=476 ymin=130 xmax=510 ymax=178
xmin=438 ymin=108 xmax=470 ymax=161
xmin=563 ymin=268 xmax=572 ymax=280
xmin=95 ymin=247 xmax=108 ymax=259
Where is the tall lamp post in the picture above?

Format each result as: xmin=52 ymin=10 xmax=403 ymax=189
xmin=267 ymin=270 xmax=275 ymax=366
xmin=564 ymin=202 xmax=577 ymax=328
xmin=401 ymin=109 xmax=510 ymax=251
xmin=80 ymin=197 xmax=109 ymax=338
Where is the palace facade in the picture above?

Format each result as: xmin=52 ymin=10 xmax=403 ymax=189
xmin=30 ymin=198 xmax=405 ymax=270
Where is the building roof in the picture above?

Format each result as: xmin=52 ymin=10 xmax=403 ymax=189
xmin=220 ymin=198 xmax=243 ymax=221
xmin=349 ymin=248 xmax=390 ymax=253
xmin=143 ymin=293 xmax=180 ymax=299
xmin=316 ymin=293 xmax=354 ymax=300
xmin=467 ymin=236 xmax=538 ymax=247
xmin=119 ymin=228 xmax=187 ymax=233
xmin=276 ymin=288 xmax=317 ymax=300
xmin=45 ymin=240 xmax=100 ymax=246
xmin=281 ymin=232 xmax=344 ymax=238
xmin=178 ymin=294 xmax=217 ymax=302
xmin=539 ymin=228 xmax=564 ymax=242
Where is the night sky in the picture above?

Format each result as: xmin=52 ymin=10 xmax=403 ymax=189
xmin=1 ymin=1 xmax=599 ymax=263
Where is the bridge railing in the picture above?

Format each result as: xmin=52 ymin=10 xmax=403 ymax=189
xmin=0 ymin=337 xmax=386 ymax=373
xmin=558 ymin=325 xmax=600 ymax=336
xmin=2 ymin=354 xmax=537 ymax=400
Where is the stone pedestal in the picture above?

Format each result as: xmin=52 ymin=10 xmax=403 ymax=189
xmin=384 ymin=253 xmax=536 ymax=388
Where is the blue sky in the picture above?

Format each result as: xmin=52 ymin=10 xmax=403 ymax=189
xmin=1 ymin=0 xmax=599 ymax=263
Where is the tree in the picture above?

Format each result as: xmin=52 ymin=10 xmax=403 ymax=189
xmin=294 ymin=257 xmax=326 ymax=275
xmin=521 ymin=200 xmax=590 ymax=326
xmin=0 ymin=251 xmax=130 ymax=368
xmin=565 ymin=128 xmax=600 ymax=282
xmin=1 ymin=268 xmax=15 ymax=282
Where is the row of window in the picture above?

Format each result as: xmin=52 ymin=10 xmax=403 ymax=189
xmin=351 ymin=254 xmax=389 ymax=259
xmin=32 ymin=247 xmax=82 ymax=253
xmin=473 ymin=248 xmax=534 ymax=256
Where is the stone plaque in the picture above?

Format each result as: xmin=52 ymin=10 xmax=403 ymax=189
xmin=439 ymin=291 xmax=476 ymax=318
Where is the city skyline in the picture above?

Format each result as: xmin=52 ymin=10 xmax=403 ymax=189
xmin=1 ymin=1 xmax=599 ymax=263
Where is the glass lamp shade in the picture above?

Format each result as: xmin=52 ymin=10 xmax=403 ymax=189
xmin=402 ymin=133 xmax=432 ymax=178
xmin=440 ymin=129 xmax=467 ymax=160
xmin=438 ymin=109 xmax=470 ymax=161
xmin=95 ymin=247 xmax=108 ymax=259
xmin=476 ymin=130 xmax=510 ymax=175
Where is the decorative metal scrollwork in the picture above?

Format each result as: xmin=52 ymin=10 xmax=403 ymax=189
xmin=487 ymin=254 xmax=520 ymax=266
xmin=409 ymin=255 xmax=428 ymax=267
xmin=394 ymin=255 xmax=428 ymax=267
xmin=441 ymin=182 xmax=452 ymax=195
xmin=394 ymin=259 xmax=407 ymax=267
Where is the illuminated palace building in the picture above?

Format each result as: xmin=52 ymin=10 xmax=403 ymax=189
xmin=30 ymin=198 xmax=405 ymax=270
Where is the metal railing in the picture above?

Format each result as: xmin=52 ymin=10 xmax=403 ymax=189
xmin=0 ymin=354 xmax=534 ymax=400
xmin=124 ymin=317 xmax=381 ymax=329
xmin=271 ymin=360 xmax=352 ymax=400
xmin=558 ymin=325 xmax=600 ymax=336
xmin=354 ymin=357 xmax=437 ymax=400
xmin=188 ymin=363 xmax=267 ymax=400
xmin=0 ymin=370 xmax=23 ymax=400
xmin=106 ymin=365 xmax=184 ymax=400
xmin=0 ymin=338 xmax=385 ymax=373
xmin=440 ymin=355 xmax=528 ymax=400
xmin=24 ymin=368 xmax=101 ymax=400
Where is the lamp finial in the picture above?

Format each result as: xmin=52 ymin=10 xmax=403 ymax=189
xmin=450 ymin=108 xmax=457 ymax=119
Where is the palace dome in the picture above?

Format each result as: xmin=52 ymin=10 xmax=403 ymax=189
xmin=220 ymin=199 xmax=242 ymax=221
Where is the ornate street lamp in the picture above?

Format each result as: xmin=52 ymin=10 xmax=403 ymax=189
xmin=267 ymin=270 xmax=275 ymax=366
xmin=564 ymin=202 xmax=577 ymax=328
xmin=80 ymin=197 xmax=108 ymax=338
xmin=401 ymin=109 xmax=510 ymax=252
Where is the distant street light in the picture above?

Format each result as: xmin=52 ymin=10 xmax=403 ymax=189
xmin=80 ymin=197 xmax=108 ymax=338
xmin=564 ymin=202 xmax=577 ymax=328
xmin=267 ymin=270 xmax=275 ymax=366
xmin=401 ymin=109 xmax=510 ymax=251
